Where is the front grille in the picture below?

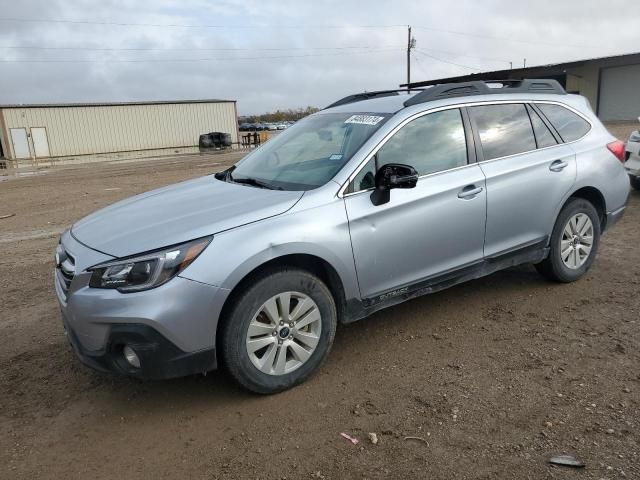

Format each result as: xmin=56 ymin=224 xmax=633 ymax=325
xmin=56 ymin=246 xmax=76 ymax=297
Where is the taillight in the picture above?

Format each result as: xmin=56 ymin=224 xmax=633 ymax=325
xmin=607 ymin=140 xmax=626 ymax=162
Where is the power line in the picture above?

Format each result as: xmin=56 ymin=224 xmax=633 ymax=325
xmin=414 ymin=50 xmax=479 ymax=71
xmin=412 ymin=25 xmax=595 ymax=49
xmin=0 ymin=44 xmax=404 ymax=52
xmin=0 ymin=47 xmax=403 ymax=63
xmin=0 ymin=17 xmax=406 ymax=29
xmin=415 ymin=48 xmax=510 ymax=65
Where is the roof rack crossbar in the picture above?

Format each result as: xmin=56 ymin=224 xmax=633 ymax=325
xmin=403 ymin=78 xmax=566 ymax=107
xmin=324 ymin=88 xmax=425 ymax=110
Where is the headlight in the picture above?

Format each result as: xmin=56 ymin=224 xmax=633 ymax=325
xmin=88 ymin=236 xmax=212 ymax=292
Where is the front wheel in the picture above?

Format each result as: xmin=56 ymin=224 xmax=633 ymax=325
xmin=535 ymin=198 xmax=601 ymax=283
xmin=219 ymin=269 xmax=337 ymax=394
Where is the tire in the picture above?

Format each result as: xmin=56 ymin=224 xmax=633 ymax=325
xmin=630 ymin=175 xmax=640 ymax=191
xmin=535 ymin=198 xmax=601 ymax=283
xmin=219 ymin=269 xmax=337 ymax=394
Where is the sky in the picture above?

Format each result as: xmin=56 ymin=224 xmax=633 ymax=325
xmin=0 ymin=0 xmax=638 ymax=115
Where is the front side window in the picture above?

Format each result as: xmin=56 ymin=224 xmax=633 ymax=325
xmin=537 ymin=103 xmax=591 ymax=142
xmin=470 ymin=103 xmax=537 ymax=160
xmin=378 ymin=109 xmax=467 ymax=175
xmin=348 ymin=109 xmax=468 ymax=193
xmin=230 ymin=112 xmax=389 ymax=191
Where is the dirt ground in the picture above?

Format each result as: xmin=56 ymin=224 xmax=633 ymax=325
xmin=1 ymin=149 xmax=639 ymax=480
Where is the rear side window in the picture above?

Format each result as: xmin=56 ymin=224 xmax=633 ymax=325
xmin=537 ymin=104 xmax=591 ymax=142
xmin=469 ymin=104 xmax=536 ymax=160
xmin=526 ymin=105 xmax=558 ymax=148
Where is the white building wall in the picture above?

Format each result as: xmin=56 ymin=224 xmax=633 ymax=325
xmin=0 ymin=101 xmax=238 ymax=159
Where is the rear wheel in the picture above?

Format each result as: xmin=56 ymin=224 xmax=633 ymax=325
xmin=219 ymin=269 xmax=337 ymax=394
xmin=630 ymin=175 xmax=640 ymax=191
xmin=535 ymin=198 xmax=600 ymax=283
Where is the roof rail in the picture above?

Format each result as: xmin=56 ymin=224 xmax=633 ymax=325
xmin=324 ymin=88 xmax=425 ymax=109
xmin=403 ymin=79 xmax=566 ymax=107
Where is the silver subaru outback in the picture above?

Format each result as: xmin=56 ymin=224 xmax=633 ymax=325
xmin=55 ymin=79 xmax=629 ymax=393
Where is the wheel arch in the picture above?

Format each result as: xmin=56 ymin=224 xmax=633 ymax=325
xmin=565 ymin=186 xmax=607 ymax=231
xmin=216 ymin=253 xmax=350 ymax=352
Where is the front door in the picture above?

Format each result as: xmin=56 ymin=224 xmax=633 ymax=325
xmin=344 ymin=108 xmax=487 ymax=300
xmin=10 ymin=128 xmax=30 ymax=159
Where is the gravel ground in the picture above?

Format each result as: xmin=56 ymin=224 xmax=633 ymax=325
xmin=0 ymin=150 xmax=638 ymax=480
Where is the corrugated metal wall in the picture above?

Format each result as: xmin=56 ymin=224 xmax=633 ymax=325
xmin=0 ymin=101 xmax=238 ymax=159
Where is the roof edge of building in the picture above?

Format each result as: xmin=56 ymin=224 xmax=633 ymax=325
xmin=401 ymin=50 xmax=640 ymax=88
xmin=0 ymin=99 xmax=236 ymax=109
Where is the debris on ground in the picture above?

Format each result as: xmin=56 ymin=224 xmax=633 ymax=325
xmin=367 ymin=432 xmax=378 ymax=445
xmin=548 ymin=454 xmax=585 ymax=468
xmin=404 ymin=436 xmax=429 ymax=445
xmin=0 ymin=213 xmax=15 ymax=220
xmin=340 ymin=432 xmax=359 ymax=445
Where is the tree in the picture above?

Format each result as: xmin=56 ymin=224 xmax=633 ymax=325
xmin=239 ymin=106 xmax=320 ymax=124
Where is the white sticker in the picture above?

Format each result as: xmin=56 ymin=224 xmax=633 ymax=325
xmin=329 ymin=154 xmax=344 ymax=161
xmin=344 ymin=114 xmax=384 ymax=126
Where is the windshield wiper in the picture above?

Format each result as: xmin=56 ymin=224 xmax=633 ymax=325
xmin=229 ymin=173 xmax=283 ymax=190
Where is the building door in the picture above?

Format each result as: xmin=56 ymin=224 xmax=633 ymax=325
xmin=598 ymin=64 xmax=640 ymax=121
xmin=10 ymin=128 xmax=30 ymax=159
xmin=31 ymin=127 xmax=51 ymax=157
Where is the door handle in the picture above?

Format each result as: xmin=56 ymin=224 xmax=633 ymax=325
xmin=457 ymin=185 xmax=483 ymax=199
xmin=549 ymin=159 xmax=568 ymax=172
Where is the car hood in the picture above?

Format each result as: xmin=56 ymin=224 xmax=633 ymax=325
xmin=71 ymin=175 xmax=304 ymax=258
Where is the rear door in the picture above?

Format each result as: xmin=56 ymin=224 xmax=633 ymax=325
xmin=344 ymin=108 xmax=487 ymax=299
xmin=468 ymin=102 xmax=576 ymax=257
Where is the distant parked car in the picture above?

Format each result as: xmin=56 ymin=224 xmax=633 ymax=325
xmin=266 ymin=123 xmax=278 ymax=131
xmin=276 ymin=124 xmax=287 ymax=130
xmin=623 ymin=117 xmax=640 ymax=190
xmin=239 ymin=123 xmax=252 ymax=131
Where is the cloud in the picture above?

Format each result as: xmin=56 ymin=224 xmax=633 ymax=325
xmin=0 ymin=0 xmax=638 ymax=114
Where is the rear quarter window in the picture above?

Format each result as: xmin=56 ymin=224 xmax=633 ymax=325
xmin=537 ymin=104 xmax=591 ymax=142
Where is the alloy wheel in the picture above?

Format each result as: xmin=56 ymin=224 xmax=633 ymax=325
xmin=245 ymin=291 xmax=322 ymax=375
xmin=560 ymin=213 xmax=594 ymax=269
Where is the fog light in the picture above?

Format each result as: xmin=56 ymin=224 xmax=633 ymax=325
xmin=123 ymin=345 xmax=141 ymax=368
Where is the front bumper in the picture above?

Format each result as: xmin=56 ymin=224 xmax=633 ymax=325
xmin=55 ymin=230 xmax=230 ymax=379
xmin=62 ymin=319 xmax=217 ymax=380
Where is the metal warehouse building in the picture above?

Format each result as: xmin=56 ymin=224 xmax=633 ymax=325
xmin=403 ymin=51 xmax=640 ymax=121
xmin=0 ymin=99 xmax=239 ymax=162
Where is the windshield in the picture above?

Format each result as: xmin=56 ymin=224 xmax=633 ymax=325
xmin=229 ymin=112 xmax=390 ymax=190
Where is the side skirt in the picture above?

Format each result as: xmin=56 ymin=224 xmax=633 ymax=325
xmin=342 ymin=238 xmax=548 ymax=324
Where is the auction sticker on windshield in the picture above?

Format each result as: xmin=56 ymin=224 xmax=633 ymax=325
xmin=344 ymin=115 xmax=385 ymax=126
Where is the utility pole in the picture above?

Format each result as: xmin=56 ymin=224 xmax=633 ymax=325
xmin=406 ymin=25 xmax=416 ymax=90
xmin=523 ymin=58 xmax=527 ymax=68
xmin=509 ymin=61 xmax=513 ymax=70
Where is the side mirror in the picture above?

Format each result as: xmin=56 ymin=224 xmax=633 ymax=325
xmin=370 ymin=163 xmax=419 ymax=206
